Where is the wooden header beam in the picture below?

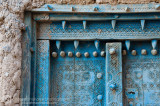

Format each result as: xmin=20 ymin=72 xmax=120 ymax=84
xmin=31 ymin=3 xmax=160 ymax=13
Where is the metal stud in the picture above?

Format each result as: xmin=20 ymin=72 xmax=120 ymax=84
xmin=101 ymin=51 xmax=105 ymax=57
xmin=94 ymin=7 xmax=98 ymax=11
xmin=152 ymin=40 xmax=158 ymax=49
xmin=125 ymin=7 xmax=130 ymax=12
xmin=52 ymin=52 xmax=58 ymax=58
xmin=94 ymin=40 xmax=100 ymax=50
xmin=93 ymin=51 xmax=98 ymax=57
xmin=109 ymin=83 xmax=117 ymax=90
xmin=141 ymin=20 xmax=145 ymax=30
xmin=109 ymin=48 xmax=116 ymax=55
xmin=71 ymin=7 xmax=75 ymax=11
xmin=30 ymin=47 xmax=35 ymax=52
xmin=62 ymin=21 xmax=66 ymax=29
xmin=141 ymin=49 xmax=147 ymax=55
xmin=60 ymin=51 xmax=65 ymax=57
xmin=151 ymin=49 xmax=157 ymax=55
xmin=76 ymin=52 xmax=81 ymax=58
xmin=137 ymin=73 xmax=142 ymax=79
xmin=84 ymin=52 xmax=89 ymax=57
xmin=114 ymin=15 xmax=119 ymax=18
xmin=125 ymin=40 xmax=130 ymax=50
xmin=155 ymin=5 xmax=160 ymax=10
xmin=97 ymin=73 xmax=102 ymax=79
xmin=132 ymin=50 xmax=137 ymax=56
xmin=97 ymin=95 xmax=103 ymax=101
xmin=56 ymin=41 xmax=61 ymax=50
xmin=111 ymin=20 xmax=116 ymax=29
xmin=47 ymin=5 xmax=53 ymax=10
xmin=68 ymin=52 xmax=73 ymax=57
xmin=83 ymin=21 xmax=87 ymax=30
xmin=122 ymin=50 xmax=127 ymax=55
xmin=74 ymin=40 xmax=79 ymax=49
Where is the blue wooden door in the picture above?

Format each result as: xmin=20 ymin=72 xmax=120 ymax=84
xmin=49 ymin=41 xmax=123 ymax=106
xmin=50 ymin=41 xmax=107 ymax=106
xmin=50 ymin=41 xmax=75 ymax=105
xmin=35 ymin=41 xmax=123 ymax=105
xmin=35 ymin=41 xmax=160 ymax=105
xmin=74 ymin=41 xmax=106 ymax=106
xmin=123 ymin=41 xmax=160 ymax=106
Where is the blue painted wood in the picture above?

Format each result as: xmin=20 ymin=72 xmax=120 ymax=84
xmin=23 ymin=10 xmax=160 ymax=106
xmin=75 ymin=41 xmax=106 ymax=105
xmin=106 ymin=43 xmax=123 ymax=106
xmin=56 ymin=40 xmax=61 ymax=49
xmin=74 ymin=40 xmax=79 ymax=49
xmin=21 ymin=12 xmax=32 ymax=106
xmin=152 ymin=40 xmax=158 ymax=49
xmin=35 ymin=40 xmax=50 ymax=105
xmin=83 ymin=20 xmax=87 ymax=30
xmin=62 ymin=21 xmax=66 ymax=29
xmin=50 ymin=41 xmax=106 ymax=105
xmin=111 ymin=20 xmax=116 ymax=30
xmin=141 ymin=20 xmax=145 ymax=30
xmin=31 ymin=20 xmax=37 ymax=106
xmin=123 ymin=41 xmax=160 ymax=105
xmin=125 ymin=40 xmax=131 ymax=50
xmin=50 ymin=41 xmax=75 ymax=105
xmin=34 ymin=13 xmax=160 ymax=21
xmin=94 ymin=40 xmax=100 ymax=50
xmin=47 ymin=5 xmax=53 ymax=11
xmin=37 ymin=20 xmax=160 ymax=40
xmin=31 ymin=4 xmax=160 ymax=13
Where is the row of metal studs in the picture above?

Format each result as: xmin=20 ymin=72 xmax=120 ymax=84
xmin=122 ymin=49 xmax=158 ymax=56
xmin=52 ymin=51 xmax=105 ymax=58
xmin=52 ymin=49 xmax=158 ymax=58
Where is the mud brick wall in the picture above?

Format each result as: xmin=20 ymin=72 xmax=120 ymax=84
xmin=0 ymin=0 xmax=159 ymax=106
xmin=96 ymin=0 xmax=160 ymax=4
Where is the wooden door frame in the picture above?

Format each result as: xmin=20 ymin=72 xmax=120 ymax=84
xmin=21 ymin=3 xmax=160 ymax=105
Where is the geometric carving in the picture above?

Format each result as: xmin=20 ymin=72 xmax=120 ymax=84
xmin=38 ymin=20 xmax=160 ymax=40
xmin=123 ymin=42 xmax=160 ymax=106
xmin=35 ymin=40 xmax=50 ymax=104
xmin=106 ymin=43 xmax=123 ymax=106
xmin=50 ymin=41 xmax=105 ymax=105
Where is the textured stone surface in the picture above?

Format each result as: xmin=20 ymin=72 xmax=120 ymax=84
xmin=0 ymin=0 xmax=159 ymax=106
xmin=96 ymin=0 xmax=160 ymax=4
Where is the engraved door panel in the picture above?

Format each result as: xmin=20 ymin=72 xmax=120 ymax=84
xmin=75 ymin=41 xmax=106 ymax=106
xmin=123 ymin=41 xmax=160 ymax=106
xmin=50 ymin=41 xmax=75 ymax=106
xmin=50 ymin=41 xmax=106 ymax=106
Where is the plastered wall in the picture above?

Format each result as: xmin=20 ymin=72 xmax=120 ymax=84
xmin=0 ymin=0 xmax=160 ymax=106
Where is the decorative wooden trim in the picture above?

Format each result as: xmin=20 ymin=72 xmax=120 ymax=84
xmin=106 ymin=42 xmax=123 ymax=105
xmin=31 ymin=3 xmax=160 ymax=13
xmin=21 ymin=12 xmax=32 ymax=106
xmin=33 ymin=13 xmax=160 ymax=21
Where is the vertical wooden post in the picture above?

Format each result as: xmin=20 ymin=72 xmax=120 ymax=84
xmin=35 ymin=40 xmax=50 ymax=105
xmin=21 ymin=12 xmax=32 ymax=106
xmin=106 ymin=43 xmax=123 ymax=106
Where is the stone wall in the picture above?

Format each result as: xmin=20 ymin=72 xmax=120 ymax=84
xmin=0 ymin=0 xmax=159 ymax=106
